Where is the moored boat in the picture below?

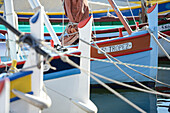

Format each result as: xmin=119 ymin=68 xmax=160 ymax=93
xmin=0 ymin=0 xmax=97 ymax=112
xmin=0 ymin=0 xmax=169 ymax=18
xmin=0 ymin=0 xmax=161 ymax=87
xmin=1 ymin=1 xmax=170 ymax=113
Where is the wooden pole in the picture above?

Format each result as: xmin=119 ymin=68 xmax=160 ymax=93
xmin=141 ymin=0 xmax=147 ymax=23
xmin=108 ymin=0 xmax=132 ymax=35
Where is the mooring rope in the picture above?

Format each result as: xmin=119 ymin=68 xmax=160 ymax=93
xmin=89 ymin=38 xmax=163 ymax=91
xmin=58 ymin=51 xmax=170 ymax=113
xmin=3 ymin=35 xmax=168 ymax=113
xmin=126 ymin=0 xmax=138 ymax=29
xmin=158 ymin=33 xmax=170 ymax=43
xmin=90 ymin=75 xmax=147 ymax=113
xmin=40 ymin=40 xmax=170 ymax=96
xmin=59 ymin=52 xmax=170 ymax=98
xmin=143 ymin=26 xmax=170 ymax=60
xmin=77 ymin=38 xmax=170 ymax=88
xmin=67 ymin=52 xmax=170 ymax=70
xmin=158 ymin=31 xmax=170 ymax=39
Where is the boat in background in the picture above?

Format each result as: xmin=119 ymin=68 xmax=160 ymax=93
xmin=0 ymin=15 xmax=169 ymax=58
xmin=0 ymin=0 xmax=97 ymax=112
xmin=0 ymin=0 xmax=160 ymax=87
xmin=1 ymin=0 xmax=168 ymax=58
xmin=17 ymin=12 xmax=170 ymax=26
xmin=1 ymin=1 xmax=170 ymax=113
xmin=0 ymin=0 xmax=169 ymax=18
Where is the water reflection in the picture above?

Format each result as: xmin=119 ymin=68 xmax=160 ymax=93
xmin=90 ymin=61 xmax=170 ymax=113
xmin=90 ymin=88 xmax=157 ymax=113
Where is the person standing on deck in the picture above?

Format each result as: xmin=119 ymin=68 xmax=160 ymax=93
xmin=61 ymin=0 xmax=89 ymax=46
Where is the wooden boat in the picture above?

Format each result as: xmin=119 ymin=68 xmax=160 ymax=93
xmin=0 ymin=0 xmax=169 ymax=19
xmin=17 ymin=12 xmax=169 ymax=26
xmin=1 ymin=1 xmax=170 ymax=113
xmin=0 ymin=0 xmax=97 ymax=112
xmin=1 ymin=0 xmax=169 ymax=58
xmin=1 ymin=16 xmax=169 ymax=58
xmin=0 ymin=0 xmax=160 ymax=88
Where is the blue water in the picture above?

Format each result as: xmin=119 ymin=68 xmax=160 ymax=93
xmin=91 ymin=89 xmax=157 ymax=113
xmin=90 ymin=62 xmax=170 ymax=113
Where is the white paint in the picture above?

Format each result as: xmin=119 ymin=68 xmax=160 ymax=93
xmin=98 ymin=42 xmax=132 ymax=54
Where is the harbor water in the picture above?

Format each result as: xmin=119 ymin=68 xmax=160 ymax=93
xmin=90 ymin=61 xmax=170 ymax=113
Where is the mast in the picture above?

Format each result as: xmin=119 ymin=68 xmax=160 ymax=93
xmin=28 ymin=0 xmax=61 ymax=46
xmin=141 ymin=0 xmax=147 ymax=23
xmin=4 ymin=0 xmax=20 ymax=60
xmin=108 ymin=0 xmax=132 ymax=35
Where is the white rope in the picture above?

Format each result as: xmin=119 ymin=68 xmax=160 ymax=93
xmin=89 ymin=39 xmax=162 ymax=91
xmin=88 ymin=1 xmax=111 ymax=7
xmin=90 ymin=75 xmax=146 ymax=113
xmin=43 ymin=38 xmax=170 ymax=94
xmin=66 ymin=39 xmax=170 ymax=70
xmin=26 ymin=39 xmax=170 ymax=113
xmin=144 ymin=26 xmax=170 ymax=60
xmin=68 ymin=52 xmax=170 ymax=71
xmin=158 ymin=31 xmax=170 ymax=39
xmin=90 ymin=70 xmax=170 ymax=98
xmin=39 ymin=37 xmax=170 ymax=91
xmin=59 ymin=54 xmax=147 ymax=113
xmin=158 ymin=33 xmax=170 ymax=43
xmin=78 ymin=38 xmax=170 ymax=87
xmin=58 ymin=52 xmax=170 ymax=112
xmin=126 ymin=0 xmax=138 ymax=29
xmin=62 ymin=0 xmax=65 ymax=36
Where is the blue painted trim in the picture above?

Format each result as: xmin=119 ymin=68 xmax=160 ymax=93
xmin=44 ymin=68 xmax=80 ymax=81
xmin=9 ymin=71 xmax=33 ymax=81
xmin=0 ymin=33 xmax=5 ymax=39
xmin=1 ymin=2 xmax=167 ymax=18
xmin=10 ymin=91 xmax=33 ymax=102
xmin=31 ymin=12 xmax=40 ymax=23
xmin=94 ymin=30 xmax=148 ymax=44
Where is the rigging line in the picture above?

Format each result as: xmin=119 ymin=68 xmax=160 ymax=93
xmin=90 ymin=70 xmax=170 ymax=97
xmin=38 ymin=39 xmax=170 ymax=71
xmin=78 ymin=38 xmax=170 ymax=87
xmin=158 ymin=31 xmax=170 ymax=39
xmin=61 ymin=0 xmax=65 ymax=33
xmin=59 ymin=53 xmax=146 ymax=113
xmin=88 ymin=0 xmax=97 ymax=39
xmin=126 ymin=0 xmax=138 ymax=29
xmin=45 ymin=85 xmax=71 ymax=101
xmin=41 ymin=40 xmax=170 ymax=97
xmin=90 ymin=75 xmax=146 ymax=113
xmin=90 ymin=38 xmax=170 ymax=90
xmin=40 ymin=40 xmax=170 ymax=89
xmin=144 ymin=26 xmax=170 ymax=60
xmin=21 ymin=44 xmax=29 ymax=59
xmin=158 ymin=33 xmax=170 ymax=43
xmin=67 ymin=52 xmax=170 ymax=70
xmin=40 ymin=40 xmax=170 ymax=98
xmin=89 ymin=39 xmax=158 ymax=92
xmin=45 ymin=84 xmax=95 ymax=113
xmin=58 ymin=53 xmax=170 ymax=111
